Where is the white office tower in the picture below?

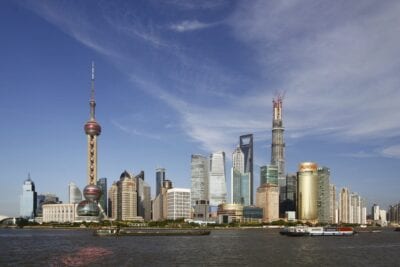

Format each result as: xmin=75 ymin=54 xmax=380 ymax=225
xmin=191 ymin=155 xmax=209 ymax=207
xmin=68 ymin=182 xmax=82 ymax=204
xmin=379 ymin=210 xmax=387 ymax=226
xmin=209 ymin=152 xmax=227 ymax=206
xmin=167 ymin=188 xmax=191 ymax=220
xmin=372 ymin=204 xmax=380 ymax=221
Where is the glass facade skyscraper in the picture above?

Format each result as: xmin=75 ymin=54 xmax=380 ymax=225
xmin=209 ymin=152 xmax=227 ymax=206
xmin=97 ymin=177 xmax=107 ymax=214
xmin=239 ymin=134 xmax=254 ymax=204
xmin=231 ymin=146 xmax=251 ymax=205
xmin=20 ymin=174 xmax=37 ymax=219
xmin=231 ymin=169 xmax=250 ymax=206
xmin=191 ymin=154 xmax=209 ymax=207
xmin=155 ymin=168 xmax=166 ymax=197
xmin=260 ymin=165 xmax=278 ymax=186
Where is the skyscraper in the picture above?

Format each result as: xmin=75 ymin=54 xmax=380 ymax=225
xmin=339 ymin=187 xmax=350 ymax=223
xmin=20 ymin=174 xmax=37 ymax=219
xmin=260 ymin=165 xmax=278 ymax=186
xmin=143 ymin=183 xmax=151 ymax=221
xmin=209 ymin=152 xmax=227 ymax=206
xmin=97 ymin=178 xmax=107 ymax=214
xmin=118 ymin=171 xmax=138 ymax=221
xmin=155 ymin=168 xmax=166 ymax=197
xmin=108 ymin=182 xmax=118 ymax=219
xmin=270 ymin=96 xmax=286 ymax=216
xmin=239 ymin=134 xmax=254 ymax=204
xmin=297 ymin=162 xmax=318 ymax=222
xmin=270 ymin=96 xmax=285 ymax=182
xmin=231 ymin=169 xmax=250 ymax=206
xmin=317 ymin=167 xmax=331 ymax=223
xmin=191 ymin=154 xmax=209 ymax=206
xmin=256 ymin=183 xmax=279 ymax=223
xmin=77 ymin=62 xmax=102 ymax=220
xmin=232 ymin=146 xmax=251 ymax=205
xmin=329 ymin=184 xmax=337 ymax=224
xmin=68 ymin=182 xmax=82 ymax=204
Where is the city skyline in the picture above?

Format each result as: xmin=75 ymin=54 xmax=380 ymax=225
xmin=1 ymin=1 xmax=400 ymax=216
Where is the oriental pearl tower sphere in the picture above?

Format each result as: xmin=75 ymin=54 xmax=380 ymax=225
xmin=77 ymin=62 xmax=102 ymax=217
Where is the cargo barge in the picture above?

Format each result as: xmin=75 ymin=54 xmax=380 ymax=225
xmin=280 ymin=226 xmax=354 ymax=236
xmin=94 ymin=228 xmax=211 ymax=236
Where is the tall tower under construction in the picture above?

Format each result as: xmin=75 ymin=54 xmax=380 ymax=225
xmin=270 ymin=95 xmax=286 ymax=210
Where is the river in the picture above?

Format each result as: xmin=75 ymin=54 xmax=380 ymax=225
xmin=1 ymin=228 xmax=399 ymax=266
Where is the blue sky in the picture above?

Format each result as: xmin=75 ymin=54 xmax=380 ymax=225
xmin=1 ymin=0 xmax=399 ymax=216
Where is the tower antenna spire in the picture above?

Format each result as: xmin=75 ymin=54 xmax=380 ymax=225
xmin=89 ymin=61 xmax=96 ymax=120
xmin=91 ymin=61 xmax=95 ymax=101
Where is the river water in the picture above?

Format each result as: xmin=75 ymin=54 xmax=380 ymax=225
xmin=1 ymin=228 xmax=399 ymax=266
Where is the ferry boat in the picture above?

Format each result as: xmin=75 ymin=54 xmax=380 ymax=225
xmin=281 ymin=226 xmax=354 ymax=236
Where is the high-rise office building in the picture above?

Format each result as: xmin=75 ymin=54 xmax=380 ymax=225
xmin=329 ymin=184 xmax=337 ymax=224
xmin=270 ymin=96 xmax=286 ymax=195
xmin=135 ymin=171 xmax=145 ymax=217
xmin=143 ymin=183 xmax=151 ymax=221
xmin=339 ymin=187 xmax=350 ymax=223
xmin=260 ymin=165 xmax=278 ymax=186
xmin=167 ymin=188 xmax=191 ymax=220
xmin=20 ymin=174 xmax=37 ymax=219
xmin=239 ymin=134 xmax=254 ymax=204
xmin=232 ymin=146 xmax=245 ymax=173
xmin=152 ymin=180 xmax=173 ymax=221
xmin=297 ymin=162 xmax=318 ymax=221
xmin=372 ymin=204 xmax=380 ymax=221
xmin=281 ymin=173 xmax=297 ymax=213
xmin=117 ymin=171 xmax=138 ymax=221
xmin=232 ymin=146 xmax=250 ymax=205
xmin=256 ymin=183 xmax=279 ymax=223
xmin=155 ymin=168 xmax=166 ymax=197
xmin=68 ymin=182 xmax=82 ymax=204
xmin=209 ymin=152 xmax=227 ymax=206
xmin=317 ymin=167 xmax=331 ymax=223
xmin=97 ymin=178 xmax=107 ymax=214
xmin=108 ymin=182 xmax=118 ymax=219
xmin=350 ymin=193 xmax=361 ymax=224
xmin=77 ymin=62 xmax=102 ymax=220
xmin=191 ymin=154 xmax=209 ymax=206
xmin=231 ymin=168 xmax=250 ymax=206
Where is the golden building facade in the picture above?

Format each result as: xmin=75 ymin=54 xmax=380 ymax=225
xmin=297 ymin=162 xmax=318 ymax=221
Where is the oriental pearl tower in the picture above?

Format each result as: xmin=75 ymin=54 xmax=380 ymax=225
xmin=77 ymin=62 xmax=102 ymax=219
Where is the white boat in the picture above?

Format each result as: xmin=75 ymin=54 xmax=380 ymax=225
xmin=281 ymin=226 xmax=355 ymax=236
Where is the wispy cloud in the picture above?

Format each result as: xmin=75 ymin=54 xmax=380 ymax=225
xmin=160 ymin=0 xmax=228 ymax=10
xmin=169 ymin=20 xmax=217 ymax=32
xmin=381 ymin=145 xmax=400 ymax=159
xmin=111 ymin=120 xmax=162 ymax=140
xmin=21 ymin=0 xmax=400 ymax=158
xmin=229 ymin=0 xmax=400 ymax=142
